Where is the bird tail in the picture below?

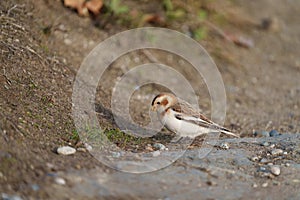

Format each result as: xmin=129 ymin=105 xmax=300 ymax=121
xmin=220 ymin=129 xmax=239 ymax=138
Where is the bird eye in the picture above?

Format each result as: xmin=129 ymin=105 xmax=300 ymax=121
xmin=157 ymin=102 xmax=160 ymax=105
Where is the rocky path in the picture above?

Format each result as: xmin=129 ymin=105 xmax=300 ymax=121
xmin=37 ymin=134 xmax=300 ymax=199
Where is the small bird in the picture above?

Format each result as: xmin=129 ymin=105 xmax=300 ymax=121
xmin=151 ymin=93 xmax=239 ymax=141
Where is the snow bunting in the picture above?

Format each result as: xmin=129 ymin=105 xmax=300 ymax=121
xmin=151 ymin=93 xmax=239 ymax=140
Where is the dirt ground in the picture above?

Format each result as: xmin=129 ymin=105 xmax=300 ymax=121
xmin=1 ymin=0 xmax=300 ymax=199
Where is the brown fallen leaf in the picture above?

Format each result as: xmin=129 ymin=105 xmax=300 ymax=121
xmin=227 ymin=34 xmax=254 ymax=48
xmin=139 ymin=13 xmax=165 ymax=27
xmin=64 ymin=0 xmax=88 ymax=17
xmin=85 ymin=0 xmax=103 ymax=15
xmin=64 ymin=0 xmax=85 ymax=10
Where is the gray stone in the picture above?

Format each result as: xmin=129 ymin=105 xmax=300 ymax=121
xmin=270 ymin=166 xmax=281 ymax=176
xmin=254 ymin=131 xmax=269 ymax=137
xmin=261 ymin=141 xmax=270 ymax=147
xmin=260 ymin=158 xmax=269 ymax=163
xmin=112 ymin=152 xmax=121 ymax=158
xmin=269 ymin=130 xmax=280 ymax=137
xmin=1 ymin=193 xmax=22 ymax=200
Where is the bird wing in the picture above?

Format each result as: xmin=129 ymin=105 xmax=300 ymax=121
xmin=170 ymin=102 xmax=239 ymax=137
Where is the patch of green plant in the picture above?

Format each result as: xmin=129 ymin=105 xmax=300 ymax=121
xmin=163 ymin=0 xmax=174 ymax=11
xmin=193 ymin=27 xmax=208 ymax=40
xmin=70 ymin=129 xmax=80 ymax=141
xmin=163 ymin=0 xmax=186 ymax=21
xmin=104 ymin=128 xmax=142 ymax=147
xmin=106 ymin=0 xmax=129 ymax=15
xmin=192 ymin=9 xmax=209 ymax=40
xmin=198 ymin=9 xmax=208 ymax=22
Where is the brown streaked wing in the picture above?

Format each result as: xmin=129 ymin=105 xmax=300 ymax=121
xmin=169 ymin=101 xmax=214 ymax=126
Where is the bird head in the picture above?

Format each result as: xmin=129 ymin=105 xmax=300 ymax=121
xmin=151 ymin=93 xmax=177 ymax=113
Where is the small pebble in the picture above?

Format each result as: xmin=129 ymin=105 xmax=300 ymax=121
xmin=258 ymin=166 xmax=267 ymax=172
xmin=153 ymin=143 xmax=166 ymax=151
xmin=271 ymin=149 xmax=283 ymax=156
xmin=252 ymin=183 xmax=258 ymax=188
xmin=254 ymin=131 xmax=269 ymax=137
xmin=57 ymin=146 xmax=76 ymax=155
xmin=251 ymin=156 xmax=259 ymax=162
xmin=269 ymin=130 xmax=280 ymax=137
xmin=152 ymin=150 xmax=160 ymax=157
xmin=84 ymin=143 xmax=92 ymax=151
xmin=262 ymin=182 xmax=268 ymax=187
xmin=261 ymin=141 xmax=270 ymax=147
xmin=63 ymin=38 xmax=72 ymax=45
xmin=260 ymin=158 xmax=269 ymax=163
xmin=283 ymin=151 xmax=288 ymax=155
xmin=1 ymin=193 xmax=22 ymax=200
xmin=31 ymin=184 xmax=39 ymax=191
xmin=76 ymin=148 xmax=87 ymax=152
xmin=112 ymin=152 xmax=121 ymax=158
xmin=285 ymin=163 xmax=290 ymax=167
xmin=269 ymin=144 xmax=275 ymax=148
xmin=55 ymin=177 xmax=66 ymax=185
xmin=145 ymin=145 xmax=154 ymax=151
xmin=270 ymin=165 xmax=281 ymax=176
xmin=220 ymin=142 xmax=230 ymax=150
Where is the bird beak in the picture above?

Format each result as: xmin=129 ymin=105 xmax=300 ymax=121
xmin=151 ymin=105 xmax=156 ymax=111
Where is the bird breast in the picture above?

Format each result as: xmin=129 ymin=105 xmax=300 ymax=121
xmin=160 ymin=109 xmax=208 ymax=137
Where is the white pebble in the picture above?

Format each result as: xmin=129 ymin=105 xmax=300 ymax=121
xmin=84 ymin=143 xmax=92 ymax=151
xmin=57 ymin=146 xmax=76 ymax=155
xmin=251 ymin=156 xmax=259 ymax=162
xmin=270 ymin=166 xmax=281 ymax=176
xmin=271 ymin=149 xmax=283 ymax=156
xmin=55 ymin=177 xmax=66 ymax=185
xmin=262 ymin=182 xmax=268 ymax=187
xmin=220 ymin=142 xmax=229 ymax=150
xmin=76 ymin=148 xmax=86 ymax=152
xmin=64 ymin=38 xmax=72 ymax=45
